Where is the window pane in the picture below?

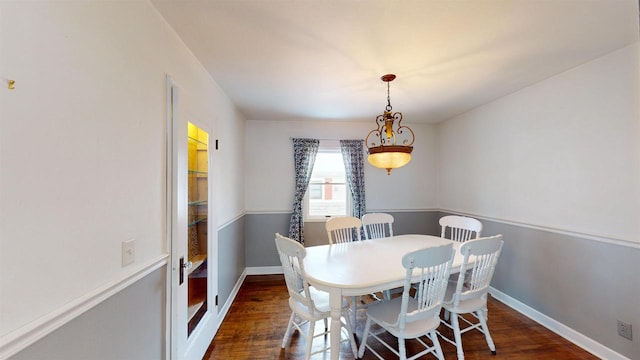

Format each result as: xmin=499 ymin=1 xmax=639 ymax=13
xmin=309 ymin=184 xmax=322 ymax=199
xmin=309 ymin=184 xmax=347 ymax=217
xmin=307 ymin=152 xmax=347 ymax=217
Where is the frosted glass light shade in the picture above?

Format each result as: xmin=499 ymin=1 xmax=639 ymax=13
xmin=367 ymin=145 xmax=413 ymax=175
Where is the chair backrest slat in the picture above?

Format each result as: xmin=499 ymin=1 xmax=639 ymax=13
xmin=453 ymin=235 xmax=504 ymax=306
xmin=396 ymin=244 xmax=454 ymax=330
xmin=362 ymin=213 xmax=394 ymax=240
xmin=275 ymin=233 xmax=317 ymax=314
xmin=439 ymin=215 xmax=482 ymax=242
xmin=325 ymin=216 xmax=362 ymax=244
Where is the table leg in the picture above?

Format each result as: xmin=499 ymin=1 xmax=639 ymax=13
xmin=329 ymin=288 xmax=343 ymax=360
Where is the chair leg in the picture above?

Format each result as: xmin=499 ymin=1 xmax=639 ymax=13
xmin=399 ymin=338 xmax=407 ymax=360
xmin=281 ymin=312 xmax=295 ymax=348
xmin=451 ymin=313 xmax=465 ymax=360
xmin=477 ymin=310 xmax=496 ymax=354
xmin=358 ymin=317 xmax=372 ymax=358
xmin=343 ymin=311 xmax=359 ymax=356
xmin=429 ymin=331 xmax=445 ymax=360
xmin=305 ymin=320 xmax=314 ymax=360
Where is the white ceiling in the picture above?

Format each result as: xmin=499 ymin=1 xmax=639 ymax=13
xmin=151 ymin=0 xmax=639 ymax=124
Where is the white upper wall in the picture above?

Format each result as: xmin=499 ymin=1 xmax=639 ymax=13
xmin=245 ymin=120 xmax=438 ymax=213
xmin=0 ymin=1 xmax=244 ymax=338
xmin=437 ymin=43 xmax=640 ymax=243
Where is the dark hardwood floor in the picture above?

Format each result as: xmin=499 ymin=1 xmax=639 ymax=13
xmin=203 ymin=275 xmax=598 ymax=360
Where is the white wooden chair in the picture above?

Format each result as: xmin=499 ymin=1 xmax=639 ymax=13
xmin=439 ymin=215 xmax=482 ymax=242
xmin=358 ymin=244 xmax=454 ymax=360
xmin=439 ymin=235 xmax=504 ymax=360
xmin=362 ymin=212 xmax=398 ymax=300
xmin=325 ymin=216 xmax=365 ymax=327
xmin=275 ymin=233 xmax=357 ymax=359
xmin=325 ymin=216 xmax=362 ymax=244
xmin=362 ymin=212 xmax=394 ymax=240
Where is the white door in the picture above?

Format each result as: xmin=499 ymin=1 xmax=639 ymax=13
xmin=167 ymin=76 xmax=218 ymax=360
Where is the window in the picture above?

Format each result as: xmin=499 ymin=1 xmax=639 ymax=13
xmin=304 ymin=141 xmax=351 ymax=221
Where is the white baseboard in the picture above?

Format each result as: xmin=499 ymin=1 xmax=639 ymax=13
xmin=246 ymin=266 xmax=283 ymax=275
xmin=216 ymin=267 xmax=284 ymax=324
xmin=216 ymin=269 xmax=247 ymax=327
xmin=489 ymin=287 xmax=631 ymax=360
xmin=215 ymin=267 xmax=281 ymax=328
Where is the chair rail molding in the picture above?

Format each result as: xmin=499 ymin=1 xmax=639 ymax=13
xmin=439 ymin=208 xmax=640 ymax=249
xmin=0 ymin=255 xmax=169 ymax=359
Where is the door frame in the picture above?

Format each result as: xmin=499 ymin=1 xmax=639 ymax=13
xmin=166 ymin=75 xmax=218 ymax=360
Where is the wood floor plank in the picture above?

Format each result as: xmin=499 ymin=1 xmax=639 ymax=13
xmin=203 ymin=275 xmax=598 ymax=360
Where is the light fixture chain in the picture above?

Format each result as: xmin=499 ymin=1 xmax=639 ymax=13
xmin=386 ymin=81 xmax=392 ymax=111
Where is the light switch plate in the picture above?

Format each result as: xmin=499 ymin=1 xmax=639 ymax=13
xmin=122 ymin=239 xmax=135 ymax=267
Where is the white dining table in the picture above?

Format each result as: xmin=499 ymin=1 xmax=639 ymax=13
xmin=303 ymin=234 xmax=464 ymax=360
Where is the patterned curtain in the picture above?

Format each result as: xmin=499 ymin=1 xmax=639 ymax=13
xmin=288 ymin=138 xmax=320 ymax=244
xmin=340 ymin=140 xmax=366 ymax=219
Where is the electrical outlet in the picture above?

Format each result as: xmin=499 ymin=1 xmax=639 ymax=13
xmin=122 ymin=239 xmax=135 ymax=267
xmin=617 ymin=320 xmax=633 ymax=341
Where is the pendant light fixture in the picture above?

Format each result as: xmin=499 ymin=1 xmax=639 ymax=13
xmin=365 ymin=74 xmax=415 ymax=175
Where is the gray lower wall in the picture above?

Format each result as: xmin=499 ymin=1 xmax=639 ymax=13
xmin=445 ymin=213 xmax=639 ymax=360
xmin=9 ymin=215 xmax=248 ymax=360
xmin=9 ymin=267 xmax=166 ymax=360
xmin=247 ymin=210 xmax=639 ymax=359
xmin=217 ymin=216 xmax=246 ymax=306
xmin=9 ymin=215 xmax=246 ymax=360
xmin=11 ymin=212 xmax=636 ymax=359
xmin=245 ymin=213 xmax=291 ymax=267
xmin=388 ymin=211 xmax=442 ymax=237
xmin=245 ymin=211 xmax=442 ymax=266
